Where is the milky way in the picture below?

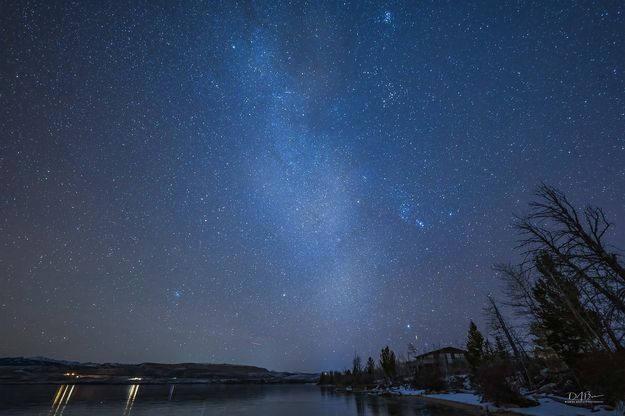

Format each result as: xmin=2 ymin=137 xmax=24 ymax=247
xmin=1 ymin=1 xmax=624 ymax=372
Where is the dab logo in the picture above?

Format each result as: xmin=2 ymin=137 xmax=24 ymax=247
xmin=565 ymin=391 xmax=604 ymax=405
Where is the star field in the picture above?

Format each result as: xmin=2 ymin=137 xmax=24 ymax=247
xmin=1 ymin=1 xmax=625 ymax=372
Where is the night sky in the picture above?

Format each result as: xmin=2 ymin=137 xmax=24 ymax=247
xmin=1 ymin=1 xmax=624 ymax=372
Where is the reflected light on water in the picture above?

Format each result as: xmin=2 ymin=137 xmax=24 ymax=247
xmin=2 ymin=385 xmax=463 ymax=416
xmin=48 ymin=385 xmax=75 ymax=416
xmin=123 ymin=384 xmax=140 ymax=415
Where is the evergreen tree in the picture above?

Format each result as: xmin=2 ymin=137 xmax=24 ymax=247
xmin=379 ymin=346 xmax=397 ymax=383
xmin=531 ymin=255 xmax=603 ymax=362
xmin=466 ymin=320 xmax=485 ymax=379
xmin=366 ymin=356 xmax=375 ymax=375
xmin=352 ymin=354 xmax=362 ymax=376
xmin=494 ymin=335 xmax=509 ymax=359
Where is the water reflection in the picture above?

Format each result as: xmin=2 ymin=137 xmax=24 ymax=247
xmin=123 ymin=385 xmax=139 ymax=415
xmin=0 ymin=384 xmax=464 ymax=415
xmin=49 ymin=385 xmax=75 ymax=416
xmin=325 ymin=388 xmax=437 ymax=416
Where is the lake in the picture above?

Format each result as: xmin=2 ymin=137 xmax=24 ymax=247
xmin=0 ymin=384 xmax=468 ymax=415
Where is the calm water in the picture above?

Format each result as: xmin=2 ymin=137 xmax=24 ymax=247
xmin=0 ymin=384 xmax=467 ymax=415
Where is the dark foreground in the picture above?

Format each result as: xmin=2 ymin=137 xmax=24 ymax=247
xmin=0 ymin=384 xmax=469 ymax=415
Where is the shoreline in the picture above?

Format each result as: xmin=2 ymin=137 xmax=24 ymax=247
xmin=329 ymin=387 xmax=613 ymax=416
xmin=327 ymin=386 xmax=512 ymax=415
xmin=409 ymin=394 xmax=517 ymax=416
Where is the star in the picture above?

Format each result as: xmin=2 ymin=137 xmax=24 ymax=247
xmin=383 ymin=11 xmax=393 ymax=24
xmin=1 ymin=0 xmax=623 ymax=374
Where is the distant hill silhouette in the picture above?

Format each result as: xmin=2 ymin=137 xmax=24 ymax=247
xmin=0 ymin=356 xmax=317 ymax=384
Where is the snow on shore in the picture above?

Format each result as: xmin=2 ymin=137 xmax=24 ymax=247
xmin=395 ymin=388 xmax=619 ymax=416
xmin=509 ymin=397 xmax=616 ymax=416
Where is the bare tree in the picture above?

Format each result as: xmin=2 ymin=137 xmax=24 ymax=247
xmin=485 ymin=296 xmax=533 ymax=389
xmin=494 ymin=263 xmax=538 ymax=319
xmin=514 ymin=184 xmax=625 ymax=350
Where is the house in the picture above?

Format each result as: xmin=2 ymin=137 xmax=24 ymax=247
xmin=408 ymin=346 xmax=468 ymax=378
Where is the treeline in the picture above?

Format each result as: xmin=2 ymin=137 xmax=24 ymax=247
xmin=466 ymin=185 xmax=625 ymax=406
xmin=321 ymin=185 xmax=625 ymax=407
xmin=319 ymin=346 xmax=400 ymax=387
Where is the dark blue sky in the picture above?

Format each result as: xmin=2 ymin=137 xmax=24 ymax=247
xmin=1 ymin=1 xmax=624 ymax=372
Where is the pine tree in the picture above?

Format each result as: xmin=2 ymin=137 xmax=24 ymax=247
xmin=379 ymin=346 xmax=397 ymax=383
xmin=494 ymin=335 xmax=509 ymax=359
xmin=352 ymin=354 xmax=362 ymax=376
xmin=466 ymin=320 xmax=485 ymax=379
xmin=366 ymin=356 xmax=375 ymax=375
xmin=531 ymin=262 xmax=602 ymax=361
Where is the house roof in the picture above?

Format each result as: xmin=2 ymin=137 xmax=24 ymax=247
xmin=413 ymin=346 xmax=467 ymax=359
